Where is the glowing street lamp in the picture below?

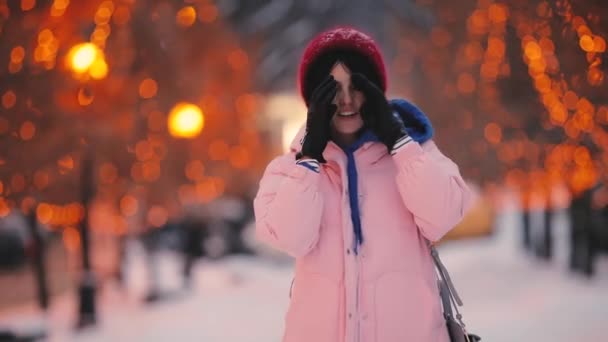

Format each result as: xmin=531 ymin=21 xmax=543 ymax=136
xmin=168 ymin=103 xmax=204 ymax=138
xmin=67 ymin=43 xmax=98 ymax=72
xmin=65 ymin=43 xmax=108 ymax=80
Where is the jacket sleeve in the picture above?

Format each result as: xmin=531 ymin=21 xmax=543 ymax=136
xmin=392 ymin=140 xmax=473 ymax=242
xmin=253 ymin=153 xmax=324 ymax=257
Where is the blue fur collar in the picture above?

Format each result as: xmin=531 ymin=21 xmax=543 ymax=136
xmin=340 ymin=98 xmax=434 ymax=149
xmin=389 ymin=98 xmax=434 ymax=144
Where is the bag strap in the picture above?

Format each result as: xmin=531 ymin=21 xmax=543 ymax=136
xmin=428 ymin=243 xmax=467 ymax=329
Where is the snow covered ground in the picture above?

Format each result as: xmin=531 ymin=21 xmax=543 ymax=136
xmin=1 ymin=208 xmax=607 ymax=342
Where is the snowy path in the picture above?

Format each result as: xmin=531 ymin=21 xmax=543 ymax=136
xmin=1 ymin=209 xmax=607 ymax=341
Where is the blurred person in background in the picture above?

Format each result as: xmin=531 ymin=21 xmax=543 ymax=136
xmin=253 ymin=27 xmax=473 ymax=342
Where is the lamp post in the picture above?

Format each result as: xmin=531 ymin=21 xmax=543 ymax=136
xmin=167 ymin=102 xmax=204 ymax=288
xmin=77 ymin=152 xmax=96 ymax=328
xmin=65 ymin=42 xmax=107 ymax=328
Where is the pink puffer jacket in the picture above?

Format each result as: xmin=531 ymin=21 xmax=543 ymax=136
xmin=254 ymin=102 xmax=473 ymax=342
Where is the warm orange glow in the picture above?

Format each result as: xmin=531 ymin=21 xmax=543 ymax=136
xmin=198 ymin=4 xmax=218 ymax=23
xmin=91 ymin=26 xmax=111 ymax=43
xmin=464 ymin=42 xmax=484 ymax=63
xmin=229 ymin=146 xmax=251 ymax=169
xmin=549 ymin=103 xmax=567 ymax=124
xmin=20 ymin=197 xmax=36 ymax=213
xmin=505 ymin=168 xmax=525 ymax=188
xmin=41 ymin=39 xmax=58 ymax=64
xmin=19 ymin=121 xmax=35 ymax=141
xmin=89 ymin=57 xmax=108 ymax=79
xmin=11 ymin=46 xmax=25 ymax=63
xmin=33 ymin=170 xmax=49 ymax=190
xmin=99 ymin=162 xmax=118 ymax=184
xmin=571 ymin=16 xmax=585 ymax=29
xmin=0 ymin=198 xmax=9 ymax=218
xmin=534 ymin=74 xmax=551 ymax=93
xmin=563 ymin=91 xmax=578 ymax=110
xmin=168 ymin=103 xmax=204 ymax=138
xmin=142 ymin=161 xmax=161 ymax=182
xmin=139 ymin=78 xmax=158 ymax=99
xmin=21 ymin=0 xmax=35 ymax=11
xmin=209 ymin=140 xmax=229 ymax=161
xmin=565 ymin=120 xmax=580 ymax=139
xmin=67 ymin=43 xmax=98 ymax=73
xmin=148 ymin=110 xmax=165 ymax=132
xmin=593 ymin=36 xmax=606 ymax=52
xmin=11 ymin=174 xmax=26 ymax=193
xmin=430 ymin=27 xmax=452 ymax=47
xmin=486 ymin=37 xmax=506 ymax=59
xmin=597 ymin=106 xmax=608 ymax=124
xmin=570 ymin=167 xmax=598 ymax=194
xmin=113 ymin=5 xmax=130 ymax=26
xmin=488 ymin=3 xmax=508 ymax=23
xmin=524 ymin=42 xmax=542 ymax=60
xmin=120 ymin=195 xmax=138 ymax=216
xmin=9 ymin=62 xmax=22 ymax=74
xmin=131 ymin=162 xmax=144 ymax=182
xmin=539 ymin=37 xmax=555 ymax=52
xmin=195 ymin=178 xmax=225 ymax=203
xmin=36 ymin=203 xmax=53 ymax=224
xmin=67 ymin=203 xmax=84 ymax=223
xmin=57 ymin=155 xmax=74 ymax=170
xmin=579 ymin=35 xmax=595 ymax=52
xmin=457 ymin=73 xmax=476 ymax=94
xmin=481 ymin=63 xmax=500 ymax=80
xmin=177 ymin=6 xmax=196 ymax=27
xmin=228 ymin=49 xmax=249 ymax=71
xmin=576 ymin=97 xmax=594 ymax=114
xmin=63 ymin=226 xmax=81 ymax=252
xmin=78 ymin=87 xmax=95 ymax=106
xmin=112 ymin=216 xmax=128 ymax=236
xmin=574 ymin=111 xmax=594 ymax=132
xmin=574 ymin=147 xmax=591 ymax=166
xmin=577 ymin=25 xmax=592 ymax=37
xmin=484 ymin=123 xmax=502 ymax=144
xmin=51 ymin=0 xmax=69 ymax=17
xmin=587 ymin=67 xmax=604 ymax=86
xmin=0 ymin=118 xmax=8 ymax=135
xmin=528 ymin=59 xmax=546 ymax=75
xmin=2 ymin=90 xmax=16 ymax=109
xmin=468 ymin=9 xmax=489 ymax=35
xmin=185 ymin=160 xmax=205 ymax=181
xmin=0 ymin=181 xmax=3 ymax=194
xmin=178 ymin=184 xmax=196 ymax=204
xmin=235 ymin=93 xmax=258 ymax=116
xmin=135 ymin=140 xmax=154 ymax=161
xmin=95 ymin=7 xmax=113 ymax=26
xmin=147 ymin=206 xmax=168 ymax=228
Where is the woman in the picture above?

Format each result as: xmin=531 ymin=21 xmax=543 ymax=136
xmin=254 ymin=26 xmax=473 ymax=342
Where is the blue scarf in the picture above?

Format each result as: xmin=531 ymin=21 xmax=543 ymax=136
xmin=339 ymin=99 xmax=434 ymax=254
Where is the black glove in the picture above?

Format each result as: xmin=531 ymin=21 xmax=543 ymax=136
xmin=351 ymin=73 xmax=409 ymax=151
xmin=296 ymin=75 xmax=337 ymax=163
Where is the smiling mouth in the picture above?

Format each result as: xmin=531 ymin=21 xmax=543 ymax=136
xmin=337 ymin=111 xmax=358 ymax=117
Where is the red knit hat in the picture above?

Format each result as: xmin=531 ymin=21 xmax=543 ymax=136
xmin=298 ymin=26 xmax=387 ymax=104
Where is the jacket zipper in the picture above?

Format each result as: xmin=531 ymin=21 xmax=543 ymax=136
xmin=355 ymin=250 xmax=361 ymax=342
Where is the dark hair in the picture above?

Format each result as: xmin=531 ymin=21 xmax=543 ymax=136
xmin=302 ymin=48 xmax=383 ymax=105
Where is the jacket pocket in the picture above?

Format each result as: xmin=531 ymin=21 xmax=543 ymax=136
xmin=283 ymin=273 xmax=340 ymax=342
xmin=373 ymin=271 xmax=445 ymax=342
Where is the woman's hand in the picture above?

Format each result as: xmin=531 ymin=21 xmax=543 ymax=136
xmin=297 ymin=75 xmax=337 ymax=163
xmin=351 ymin=73 xmax=409 ymax=151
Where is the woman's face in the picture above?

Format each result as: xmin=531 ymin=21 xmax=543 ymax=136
xmin=330 ymin=62 xmax=365 ymax=135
